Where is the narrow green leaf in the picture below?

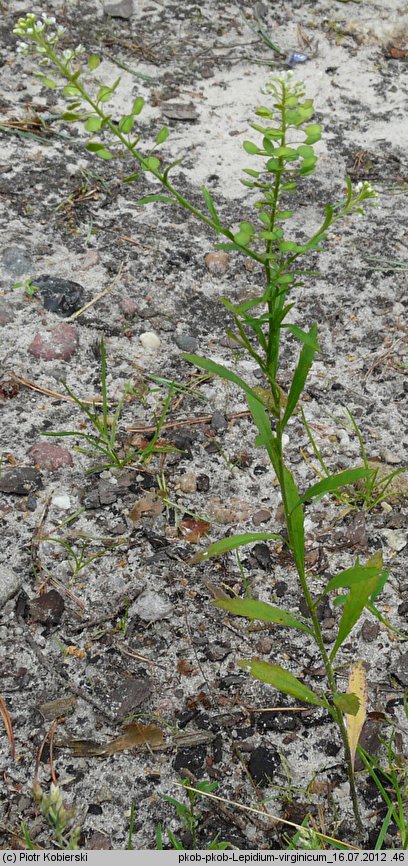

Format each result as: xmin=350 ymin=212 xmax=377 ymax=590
xmin=62 ymin=112 xmax=82 ymax=121
xmin=136 ymin=194 xmax=174 ymax=205
xmin=245 ymin=391 xmax=280 ymax=475
xmin=87 ymin=54 xmax=101 ymax=70
xmin=182 ymin=355 xmax=264 ymax=407
xmin=39 ymin=76 xmax=58 ymax=89
xmin=95 ymin=148 xmax=114 ymax=160
xmin=156 ymin=126 xmax=169 ymax=145
xmin=333 ymin=692 xmax=360 ymax=715
xmin=282 ymin=466 xmax=304 ymax=575
xmin=282 ymin=324 xmax=320 ymax=349
xmin=85 ymin=141 xmax=105 ymax=152
xmin=238 ymin=659 xmax=326 ymax=707
xmin=190 ymin=532 xmax=283 ymax=564
xmin=329 ymin=556 xmax=386 ymax=660
xmin=299 ymin=467 xmax=371 ymax=504
xmin=201 ymin=185 xmax=221 ymax=226
xmin=281 ymin=324 xmax=319 ymax=429
xmin=215 ymin=597 xmax=313 ymax=635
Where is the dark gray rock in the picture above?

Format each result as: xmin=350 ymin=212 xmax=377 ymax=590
xmin=35 ymin=275 xmax=85 ymax=317
xmin=29 ymin=589 xmax=65 ymax=626
xmin=3 ymin=245 xmax=32 ymax=277
xmin=110 ymin=677 xmax=153 ymax=719
xmin=0 ymin=467 xmax=43 ymax=495
xmin=248 ymin=745 xmax=280 ymax=786
xmin=174 ymin=334 xmax=198 ymax=352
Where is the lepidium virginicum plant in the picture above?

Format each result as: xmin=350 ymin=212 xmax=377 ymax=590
xmin=15 ymin=14 xmax=386 ymax=832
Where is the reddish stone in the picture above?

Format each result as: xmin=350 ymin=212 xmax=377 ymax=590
xmin=29 ymin=443 xmax=73 ymax=471
xmin=28 ymin=324 xmax=78 ymax=360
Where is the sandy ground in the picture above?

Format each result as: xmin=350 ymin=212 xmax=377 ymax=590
xmin=0 ymin=0 xmax=407 ymax=850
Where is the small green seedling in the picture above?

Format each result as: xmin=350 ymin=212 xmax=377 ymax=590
xmin=43 ymin=337 xmax=174 ymax=474
xmin=38 ymin=532 xmax=126 ymax=582
xmin=158 ymin=779 xmax=230 ymax=850
xmin=301 ymin=406 xmax=407 ymax=511
xmin=12 ymin=276 xmax=40 ymax=296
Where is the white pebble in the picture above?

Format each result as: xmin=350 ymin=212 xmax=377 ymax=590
xmin=52 ymin=495 xmax=71 ymax=510
xmin=282 ymin=433 xmax=290 ymax=448
xmin=140 ymin=331 xmax=161 ymax=350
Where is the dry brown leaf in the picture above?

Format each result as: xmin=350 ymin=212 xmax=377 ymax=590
xmin=179 ymin=517 xmax=211 ymax=543
xmin=0 ymin=694 xmax=15 ymax=758
xmin=62 ymin=722 xmax=164 ymax=757
xmin=177 ymin=658 xmax=195 ymax=676
xmin=65 ymin=646 xmax=87 ymax=658
xmin=38 ymin=697 xmax=77 ymax=721
xmin=345 ymin=660 xmax=368 ymax=770
xmin=129 ymin=492 xmax=164 ymax=522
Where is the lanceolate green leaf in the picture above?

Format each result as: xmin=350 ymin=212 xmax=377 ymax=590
xmin=328 ymin=556 xmax=386 ymax=660
xmin=201 ymin=185 xmax=221 ymax=227
xmin=281 ymin=324 xmax=319 ymax=429
xmin=299 ymin=467 xmax=371 ymax=504
xmin=182 ymin=355 xmax=264 ymax=406
xmin=238 ymin=659 xmax=327 ymax=707
xmin=246 ymin=391 xmax=280 ymax=476
xmin=282 ymin=466 xmax=304 ymax=575
xmin=215 ymin=597 xmax=313 ymax=635
xmin=136 ymin=194 xmax=175 ymax=205
xmin=190 ymin=532 xmax=283 ymax=564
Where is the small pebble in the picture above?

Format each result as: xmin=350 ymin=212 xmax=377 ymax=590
xmin=204 ymin=251 xmax=230 ymax=275
xmin=252 ymin=508 xmax=271 ymax=526
xmin=174 ymin=333 xmax=198 ymax=352
xmin=381 ymin=449 xmax=401 ymax=465
xmin=29 ymin=443 xmax=73 ymax=471
xmin=28 ymin=324 xmax=79 ymax=361
xmin=211 ymin=411 xmax=228 ymax=431
xmin=2 ymin=245 xmax=32 ymax=277
xmin=381 ymin=529 xmax=407 ymax=552
xmin=35 ymin=275 xmax=85 ymax=318
xmin=52 ymin=495 xmax=71 ymax=510
xmin=119 ymin=297 xmax=138 ymax=317
xmin=140 ymin=331 xmax=161 ymax=350
xmin=0 ymin=301 xmax=15 ymax=326
xmin=131 ymin=589 xmax=173 ymax=623
xmin=177 ymin=473 xmax=197 ymax=493
xmin=361 ymin=620 xmax=380 ymax=642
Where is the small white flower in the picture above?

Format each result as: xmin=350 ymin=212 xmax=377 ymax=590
xmin=63 ymin=48 xmax=74 ymax=60
xmin=57 ymin=25 xmax=65 ymax=35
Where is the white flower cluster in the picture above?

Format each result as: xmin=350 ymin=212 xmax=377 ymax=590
xmin=262 ymin=70 xmax=305 ymax=97
xmin=354 ymin=180 xmax=378 ymax=199
xmin=13 ymin=12 xmax=69 ymax=58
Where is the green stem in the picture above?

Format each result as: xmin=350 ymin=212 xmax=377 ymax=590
xmin=276 ymin=428 xmax=363 ymax=834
